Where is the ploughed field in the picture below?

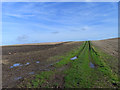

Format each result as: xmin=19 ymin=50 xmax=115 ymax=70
xmin=2 ymin=38 xmax=119 ymax=88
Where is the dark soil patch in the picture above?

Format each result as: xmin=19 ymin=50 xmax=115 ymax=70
xmin=2 ymin=41 xmax=83 ymax=88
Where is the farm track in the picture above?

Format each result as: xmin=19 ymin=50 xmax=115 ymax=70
xmin=63 ymin=41 xmax=118 ymax=88
xmin=19 ymin=41 xmax=118 ymax=88
xmin=2 ymin=39 xmax=119 ymax=88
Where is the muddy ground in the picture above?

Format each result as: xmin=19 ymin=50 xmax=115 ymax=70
xmin=2 ymin=38 xmax=119 ymax=88
xmin=2 ymin=41 xmax=83 ymax=88
xmin=18 ymin=40 xmax=119 ymax=88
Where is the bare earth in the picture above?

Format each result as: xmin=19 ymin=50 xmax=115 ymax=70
xmin=2 ymin=38 xmax=119 ymax=88
xmin=2 ymin=41 xmax=83 ymax=88
xmin=92 ymin=38 xmax=119 ymax=57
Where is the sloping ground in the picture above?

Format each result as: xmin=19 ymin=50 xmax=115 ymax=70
xmin=18 ymin=41 xmax=119 ymax=88
xmin=2 ymin=41 xmax=83 ymax=88
xmin=2 ymin=38 xmax=119 ymax=88
xmin=91 ymin=38 xmax=119 ymax=57
xmin=91 ymin=38 xmax=119 ymax=85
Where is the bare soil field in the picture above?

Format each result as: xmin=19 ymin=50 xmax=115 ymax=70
xmin=2 ymin=38 xmax=119 ymax=88
xmin=2 ymin=41 xmax=83 ymax=88
xmin=92 ymin=38 xmax=119 ymax=57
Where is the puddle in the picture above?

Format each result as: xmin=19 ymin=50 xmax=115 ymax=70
xmin=25 ymin=62 xmax=30 ymax=65
xmin=29 ymin=72 xmax=34 ymax=75
xmin=90 ymin=62 xmax=95 ymax=68
xmin=14 ymin=76 xmax=22 ymax=80
xmin=70 ymin=56 xmax=77 ymax=60
xmin=10 ymin=66 xmax=14 ymax=68
xmin=36 ymin=61 xmax=40 ymax=63
xmin=10 ymin=63 xmax=23 ymax=68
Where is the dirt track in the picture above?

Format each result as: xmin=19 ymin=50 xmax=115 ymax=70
xmin=2 ymin=41 xmax=83 ymax=88
xmin=2 ymin=38 xmax=119 ymax=88
xmin=18 ymin=40 xmax=119 ymax=88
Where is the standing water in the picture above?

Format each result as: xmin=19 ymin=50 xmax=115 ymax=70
xmin=70 ymin=56 xmax=77 ymax=60
xmin=36 ymin=61 xmax=40 ymax=63
xmin=10 ymin=63 xmax=22 ymax=68
xmin=14 ymin=76 xmax=22 ymax=80
xmin=90 ymin=62 xmax=95 ymax=68
xmin=25 ymin=62 xmax=30 ymax=65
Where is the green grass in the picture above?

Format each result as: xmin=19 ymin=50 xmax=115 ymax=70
xmin=26 ymin=71 xmax=54 ymax=88
xmin=64 ymin=41 xmax=96 ymax=88
xmin=90 ymin=43 xmax=119 ymax=87
xmin=53 ymin=42 xmax=86 ymax=68
xmin=20 ymin=41 xmax=119 ymax=88
xmin=19 ymin=42 xmax=85 ymax=88
xmin=64 ymin=41 xmax=119 ymax=88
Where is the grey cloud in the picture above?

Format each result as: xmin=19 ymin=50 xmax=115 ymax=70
xmin=16 ymin=35 xmax=29 ymax=42
xmin=70 ymin=29 xmax=79 ymax=32
xmin=81 ymin=28 xmax=87 ymax=31
xmin=70 ymin=27 xmax=88 ymax=32
xmin=81 ymin=26 xmax=89 ymax=31
xmin=51 ymin=31 xmax=59 ymax=34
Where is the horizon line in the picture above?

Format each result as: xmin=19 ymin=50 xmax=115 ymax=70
xmin=1 ymin=37 xmax=119 ymax=46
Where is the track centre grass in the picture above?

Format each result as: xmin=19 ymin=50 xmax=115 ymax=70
xmin=18 ymin=41 xmax=119 ymax=88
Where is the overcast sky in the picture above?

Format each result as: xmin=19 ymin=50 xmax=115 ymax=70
xmin=2 ymin=2 xmax=118 ymax=45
